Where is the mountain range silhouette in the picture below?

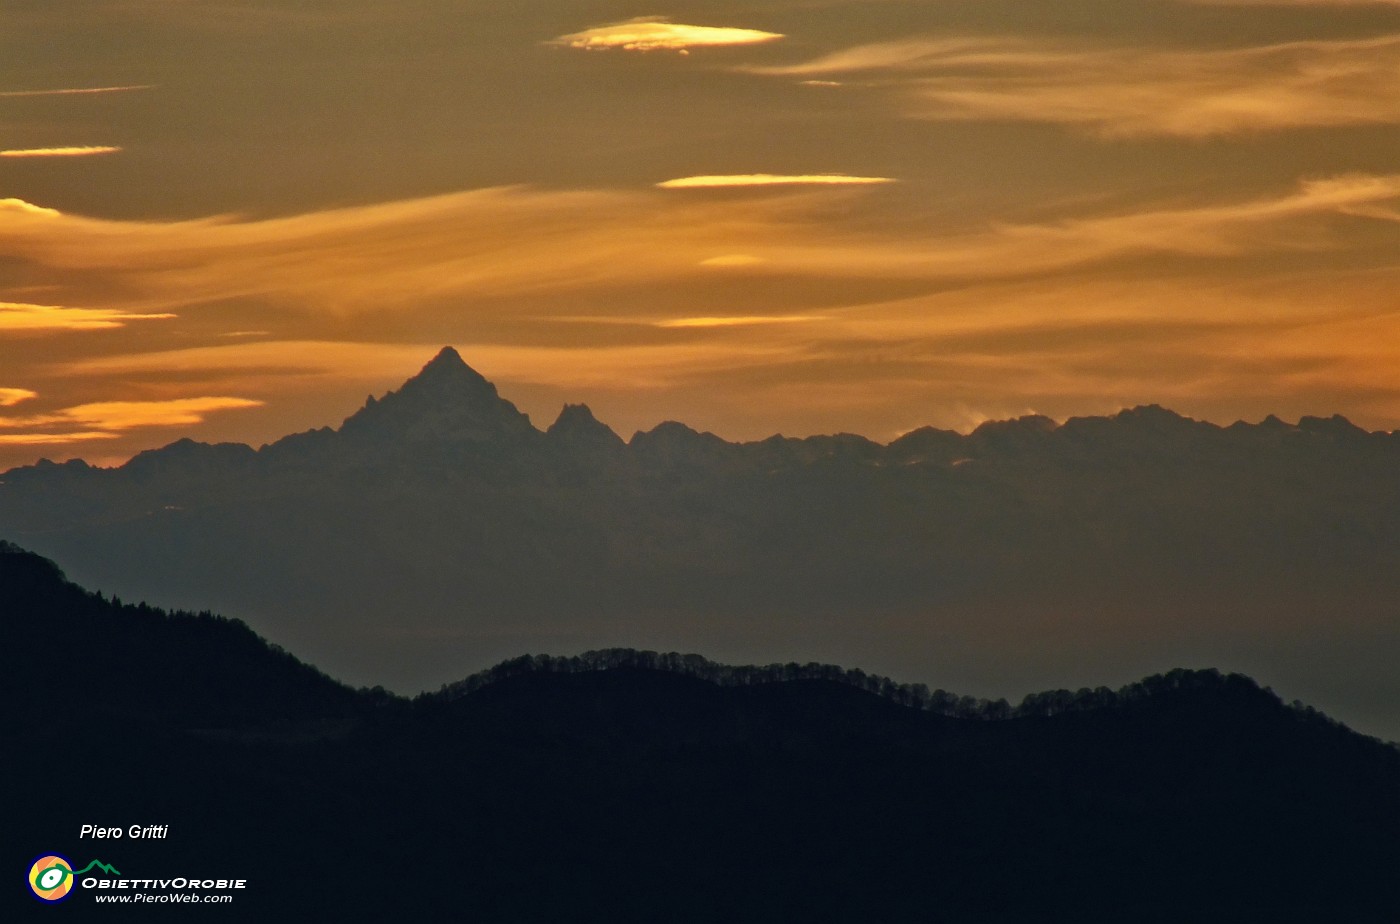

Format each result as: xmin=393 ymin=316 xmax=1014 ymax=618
xmin=2 ymin=347 xmax=1398 ymax=738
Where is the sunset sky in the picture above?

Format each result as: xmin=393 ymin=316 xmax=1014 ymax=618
xmin=4 ymin=0 xmax=1400 ymax=468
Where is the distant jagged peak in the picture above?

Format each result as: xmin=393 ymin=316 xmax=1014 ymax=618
xmin=397 ymin=345 xmax=498 ymax=399
xmin=549 ymin=402 xmax=603 ymax=432
xmin=127 ymin=437 xmax=257 ymax=463
xmin=1298 ymin=413 xmax=1367 ymax=439
xmin=1103 ymin=404 xmax=1213 ymax=437
xmin=1115 ymin=404 xmax=1191 ymax=424
xmin=338 ymin=346 xmax=537 ymax=445
xmin=429 ymin=345 xmax=467 ymax=366
xmin=628 ymin=421 xmax=739 ymax=469
xmin=1227 ymin=412 xmax=1351 ymax=433
xmin=971 ymin=413 xmax=1058 ymax=436
xmin=635 ymin=419 xmax=702 ymax=439
xmin=889 ymin=424 xmax=961 ymax=447
xmin=546 ymin=403 xmax=625 ymax=449
xmin=630 ymin=420 xmax=730 ymax=448
xmin=1218 ymin=411 xmax=1377 ymax=446
xmin=968 ymin=414 xmax=1058 ymax=450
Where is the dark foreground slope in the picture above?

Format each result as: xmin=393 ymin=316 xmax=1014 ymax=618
xmin=5 ymin=544 xmax=1397 ymax=922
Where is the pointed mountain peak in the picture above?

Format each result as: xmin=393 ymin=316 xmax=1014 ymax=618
xmin=629 ymin=421 xmax=736 ymax=465
xmin=338 ymin=348 xmax=538 ymax=447
xmin=547 ymin=404 xmax=625 ymax=452
xmin=1119 ymin=404 xmax=1181 ymax=421
xmin=1113 ymin=404 xmax=1200 ymax=431
xmin=403 ymin=346 xmax=495 ymax=394
xmin=429 ymin=344 xmax=465 ymax=365
xmin=549 ymin=403 xmax=602 ymax=432
xmin=421 ymin=345 xmax=470 ymax=374
xmin=971 ymin=414 xmax=1057 ymax=438
xmin=1298 ymin=413 xmax=1366 ymax=440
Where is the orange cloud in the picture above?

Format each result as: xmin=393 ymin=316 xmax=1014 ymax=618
xmin=1 ymin=199 xmax=61 ymax=218
xmin=54 ymin=397 xmax=265 ymax=430
xmin=683 ymin=174 xmax=1400 ymax=280
xmin=0 ymin=302 xmax=176 ymax=332
xmin=0 ymin=397 xmax=264 ymax=433
xmin=658 ymin=174 xmax=896 ymax=188
xmin=552 ymin=18 xmax=782 ymax=52
xmin=60 ymin=341 xmax=440 ymax=382
xmin=4 ymin=178 xmax=1398 ymax=322
xmin=0 ymin=431 xmax=116 ymax=446
xmin=698 ymin=254 xmax=766 ymax=267
xmin=0 ymin=186 xmax=828 ymax=315
xmin=0 ymin=388 xmax=37 ymax=407
xmin=655 ymin=316 xmax=822 ymax=328
xmin=0 ymin=146 xmax=121 ymax=158
xmin=751 ymin=34 xmax=1400 ymax=137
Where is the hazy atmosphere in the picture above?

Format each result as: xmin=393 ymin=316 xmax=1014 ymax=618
xmin=8 ymin=6 xmax=1400 ymax=915
xmin=5 ymin=0 xmax=1400 ymax=469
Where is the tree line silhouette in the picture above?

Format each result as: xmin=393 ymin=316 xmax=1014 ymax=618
xmin=436 ymin=646 xmax=1360 ymax=733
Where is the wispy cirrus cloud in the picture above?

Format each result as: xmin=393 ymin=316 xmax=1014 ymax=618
xmin=59 ymin=341 xmax=439 ymax=381
xmin=0 ymin=396 xmax=264 ymax=444
xmin=0 ymin=146 xmax=121 ymax=158
xmin=0 ymin=395 xmax=264 ymax=452
xmin=0 ymin=302 xmax=176 ymax=332
xmin=664 ymin=174 xmax=1400 ymax=280
xmin=658 ymin=174 xmax=896 ymax=188
xmin=0 ymin=388 xmax=38 ymax=407
xmin=750 ymin=33 xmax=1400 ymax=137
xmin=698 ymin=254 xmax=765 ymax=267
xmin=0 ymin=186 xmax=829 ymax=315
xmin=655 ymin=315 xmax=822 ymax=328
xmin=0 ymin=85 xmax=153 ymax=98
xmin=0 ymin=431 xmax=115 ymax=446
xmin=551 ymin=17 xmax=783 ymax=53
xmin=4 ymin=177 xmax=1399 ymax=320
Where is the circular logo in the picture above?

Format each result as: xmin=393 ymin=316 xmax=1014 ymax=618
xmin=28 ymin=855 xmax=76 ymax=903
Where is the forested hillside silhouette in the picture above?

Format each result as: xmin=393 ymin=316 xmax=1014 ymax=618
xmin=3 ymin=539 xmax=366 ymax=730
xmin=441 ymin=647 xmax=1362 ymax=729
xmin=6 ymin=543 xmax=1397 ymax=921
